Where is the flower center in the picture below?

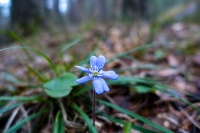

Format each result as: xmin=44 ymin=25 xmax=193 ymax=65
xmin=93 ymin=70 xmax=98 ymax=76
xmin=88 ymin=66 xmax=103 ymax=79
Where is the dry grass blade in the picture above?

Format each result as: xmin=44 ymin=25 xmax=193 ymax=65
xmin=5 ymin=109 xmax=48 ymax=133
xmin=103 ymin=94 xmax=116 ymax=104
xmin=179 ymin=107 xmax=200 ymax=129
xmin=20 ymin=106 xmax=31 ymax=133
xmin=3 ymin=107 xmax=21 ymax=132
xmin=58 ymin=99 xmax=67 ymax=123
xmin=58 ymin=99 xmax=86 ymax=131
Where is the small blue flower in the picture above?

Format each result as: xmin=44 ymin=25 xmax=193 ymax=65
xmin=75 ymin=55 xmax=118 ymax=94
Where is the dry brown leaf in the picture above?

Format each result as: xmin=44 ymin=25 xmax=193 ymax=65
xmin=167 ymin=55 xmax=180 ymax=67
xmin=172 ymin=81 xmax=197 ymax=93
xmin=155 ymin=69 xmax=179 ymax=77
xmin=171 ymin=23 xmax=185 ymax=32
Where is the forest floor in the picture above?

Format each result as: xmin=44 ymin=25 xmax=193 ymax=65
xmin=0 ymin=21 xmax=200 ymax=133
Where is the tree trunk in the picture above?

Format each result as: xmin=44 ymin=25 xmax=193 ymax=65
xmin=11 ymin=0 xmax=44 ymax=35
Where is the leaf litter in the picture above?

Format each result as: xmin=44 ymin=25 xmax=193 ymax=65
xmin=0 ymin=21 xmax=200 ymax=132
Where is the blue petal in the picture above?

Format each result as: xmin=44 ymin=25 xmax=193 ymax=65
xmin=102 ymin=71 xmax=118 ymax=80
xmin=90 ymin=56 xmax=97 ymax=69
xmin=92 ymin=78 xmax=104 ymax=94
xmin=99 ymin=78 xmax=110 ymax=92
xmin=75 ymin=66 xmax=90 ymax=73
xmin=76 ymin=76 xmax=91 ymax=84
xmin=96 ymin=55 xmax=106 ymax=69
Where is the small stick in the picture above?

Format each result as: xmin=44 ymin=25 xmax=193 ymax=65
xmin=93 ymin=88 xmax=96 ymax=125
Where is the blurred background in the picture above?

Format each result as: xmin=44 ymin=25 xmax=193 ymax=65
xmin=0 ymin=0 xmax=199 ymax=44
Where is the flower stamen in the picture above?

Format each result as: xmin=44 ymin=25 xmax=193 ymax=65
xmin=93 ymin=71 xmax=98 ymax=76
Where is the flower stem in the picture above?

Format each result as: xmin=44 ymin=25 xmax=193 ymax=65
xmin=93 ymin=88 xmax=96 ymax=125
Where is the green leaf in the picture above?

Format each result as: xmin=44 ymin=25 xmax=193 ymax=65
xmin=107 ymin=76 xmax=156 ymax=85
xmin=123 ymin=122 xmax=132 ymax=133
xmin=100 ymin=113 xmax=158 ymax=133
xmin=107 ymin=41 xmax=168 ymax=63
xmin=24 ymin=63 xmax=46 ymax=82
xmin=153 ymin=85 xmax=200 ymax=112
xmin=0 ymin=102 xmax=23 ymax=113
xmin=98 ymin=100 xmax=174 ymax=133
xmin=72 ymin=86 xmax=91 ymax=98
xmin=12 ymin=52 xmax=46 ymax=82
xmin=54 ymin=119 xmax=59 ymax=133
xmin=60 ymin=37 xmax=82 ymax=53
xmin=135 ymin=86 xmax=155 ymax=93
xmin=43 ymin=72 xmax=77 ymax=98
xmin=0 ymin=95 xmax=42 ymax=101
xmin=5 ymin=109 xmax=48 ymax=133
xmin=72 ymin=76 xmax=157 ymax=97
xmin=5 ymin=30 xmax=33 ymax=60
xmin=71 ymin=103 xmax=98 ymax=133
xmin=44 ymin=86 xmax=72 ymax=98
xmin=0 ymin=72 xmax=21 ymax=84
xmin=78 ymin=52 xmax=93 ymax=66
xmin=44 ymin=72 xmax=77 ymax=90
xmin=54 ymin=111 xmax=65 ymax=133
xmin=155 ymin=50 xmax=165 ymax=59
xmin=0 ymin=46 xmax=59 ymax=75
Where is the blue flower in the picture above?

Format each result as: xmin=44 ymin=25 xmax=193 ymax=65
xmin=75 ymin=55 xmax=118 ymax=94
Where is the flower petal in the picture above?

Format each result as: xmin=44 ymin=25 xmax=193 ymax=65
xmin=96 ymin=55 xmax=106 ymax=69
xmin=76 ymin=76 xmax=91 ymax=84
xmin=75 ymin=66 xmax=90 ymax=73
xmin=92 ymin=78 xmax=104 ymax=94
xmin=102 ymin=71 xmax=118 ymax=80
xmin=99 ymin=78 xmax=110 ymax=92
xmin=90 ymin=56 xmax=97 ymax=69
